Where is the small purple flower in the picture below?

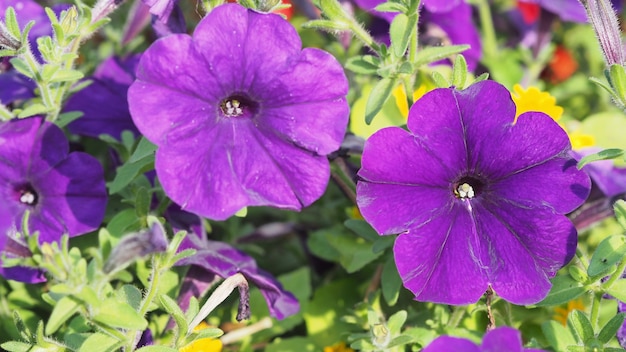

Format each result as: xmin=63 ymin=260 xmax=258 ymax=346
xmin=423 ymin=326 xmax=545 ymax=352
xmin=128 ymin=4 xmax=349 ymax=220
xmin=356 ymin=80 xmax=590 ymax=305
xmin=173 ymin=221 xmax=300 ymax=320
xmin=0 ymin=117 xmax=107 ymax=245
xmin=64 ymin=55 xmax=141 ymax=140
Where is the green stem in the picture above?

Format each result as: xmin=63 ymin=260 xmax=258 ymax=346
xmin=349 ymin=20 xmax=377 ymax=51
xmin=447 ymin=305 xmax=466 ymax=328
xmin=124 ymin=256 xmax=164 ymax=350
xmin=474 ymin=0 xmax=497 ymax=59
xmin=589 ymin=291 xmax=602 ymax=331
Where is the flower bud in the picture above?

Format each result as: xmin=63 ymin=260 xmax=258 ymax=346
xmin=581 ymin=0 xmax=626 ymax=66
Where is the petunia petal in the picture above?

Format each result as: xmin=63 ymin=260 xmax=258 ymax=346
xmin=481 ymin=327 xmax=524 ymax=352
xmin=156 ymin=120 xmax=330 ymax=220
xmin=475 ymin=201 xmax=577 ymax=304
xmin=406 ymin=87 xmax=468 ymax=171
xmin=422 ymin=336 xmax=480 ymax=352
xmin=192 ymin=4 xmax=301 ymax=94
xmin=359 ymin=127 xmax=456 ymax=186
xmin=31 ymin=152 xmax=107 ymax=242
xmin=490 ymin=156 xmax=590 ymax=214
xmin=394 ymin=203 xmax=489 ymax=305
xmin=258 ymin=48 xmax=348 ymax=154
xmin=177 ymin=233 xmax=300 ymax=319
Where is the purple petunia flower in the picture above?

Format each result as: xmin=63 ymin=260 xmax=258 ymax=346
xmin=423 ymin=326 xmax=545 ymax=352
xmin=0 ymin=117 xmax=107 ymax=280
xmin=356 ymin=80 xmax=590 ymax=305
xmin=353 ymin=0 xmax=482 ymax=70
xmin=169 ymin=207 xmax=299 ymax=319
xmin=64 ymin=55 xmax=141 ymax=140
xmin=128 ymin=3 xmax=349 ymax=221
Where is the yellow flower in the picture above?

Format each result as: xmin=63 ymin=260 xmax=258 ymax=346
xmin=180 ymin=322 xmax=223 ymax=352
xmin=392 ymin=85 xmax=428 ymax=118
xmin=323 ymin=342 xmax=355 ymax=352
xmin=553 ymin=298 xmax=586 ymax=326
xmin=511 ymin=84 xmax=563 ymax=122
xmin=567 ymin=129 xmax=596 ymax=150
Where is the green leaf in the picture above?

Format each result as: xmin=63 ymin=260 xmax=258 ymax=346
xmin=107 ymin=154 xmax=154 ymax=194
xmin=609 ymin=64 xmax=626 ymax=105
xmin=159 ymin=294 xmax=188 ymax=334
xmin=381 ymin=256 xmax=402 ymax=306
xmin=135 ymin=187 xmax=151 ymax=219
xmin=386 ymin=310 xmax=407 ymax=335
xmin=302 ymin=19 xmax=350 ymax=32
xmin=188 ymin=327 xmax=223 ymax=340
xmin=534 ymin=274 xmax=586 ymax=306
xmin=588 ymin=235 xmax=626 ymax=277
xmin=614 ymin=200 xmax=626 ymax=231
xmin=4 ymin=7 xmax=21 ymax=38
xmin=372 ymin=236 xmax=395 ymax=254
xmin=129 ymin=137 xmax=157 ymax=163
xmin=568 ymin=266 xmax=588 ymax=284
xmin=389 ymin=14 xmax=410 ymax=57
xmin=345 ymin=55 xmax=379 ymax=75
xmin=542 ymin=320 xmax=577 ymax=352
xmin=604 ymin=279 xmax=626 ymax=302
xmin=50 ymin=68 xmax=84 ymax=83
xmin=568 ymin=310 xmax=594 ymax=342
xmin=577 ymin=148 xmax=624 ymax=168
xmin=387 ymin=334 xmax=415 ymax=348
xmin=451 ymin=55 xmax=468 ymax=88
xmin=431 ymin=71 xmax=449 ymax=88
xmin=374 ymin=2 xmax=407 ymax=13
xmin=0 ymin=341 xmax=32 ymax=352
xmin=344 ymin=219 xmax=379 ymax=242
xmin=92 ymin=299 xmax=148 ymax=330
xmin=597 ymin=312 xmax=626 ymax=344
xmin=414 ymin=45 xmax=470 ymax=67
xmin=55 ymin=111 xmax=83 ymax=128
xmin=9 ymin=57 xmax=34 ymax=78
xmin=118 ymin=284 xmax=143 ymax=311
xmin=46 ymin=296 xmax=81 ymax=334
xmin=18 ymin=103 xmax=50 ymax=118
xmin=135 ymin=347 xmax=178 ymax=352
xmin=40 ymin=64 xmax=60 ymax=82
xmin=365 ymin=77 xmax=396 ymax=125
xmin=77 ymin=333 xmax=123 ymax=352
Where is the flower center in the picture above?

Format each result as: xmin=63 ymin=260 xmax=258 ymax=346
xmin=453 ymin=177 xmax=484 ymax=200
xmin=219 ymin=95 xmax=258 ymax=118
xmin=17 ymin=184 xmax=38 ymax=206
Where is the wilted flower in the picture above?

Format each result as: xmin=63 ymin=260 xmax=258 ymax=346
xmin=356 ymin=80 xmax=590 ymax=305
xmin=128 ymin=3 xmax=349 ymax=220
xmin=64 ymin=55 xmax=141 ymax=140
xmin=0 ymin=117 xmax=107 ymax=244
xmin=423 ymin=326 xmax=545 ymax=352
xmin=175 ymin=231 xmax=300 ymax=320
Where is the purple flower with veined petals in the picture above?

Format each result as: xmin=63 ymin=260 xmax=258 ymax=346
xmin=423 ymin=326 xmax=546 ymax=352
xmin=128 ymin=3 xmax=349 ymax=221
xmin=64 ymin=55 xmax=141 ymax=140
xmin=356 ymin=80 xmax=590 ymax=305
xmin=353 ymin=0 xmax=481 ymax=70
xmin=0 ymin=117 xmax=107 ymax=245
xmin=171 ymin=209 xmax=299 ymax=319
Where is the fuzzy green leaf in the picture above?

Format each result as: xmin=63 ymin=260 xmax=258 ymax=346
xmin=588 ymin=235 xmax=626 ymax=277
xmin=577 ymin=148 xmax=624 ymax=168
xmin=534 ymin=274 xmax=586 ymax=306
xmin=365 ymin=77 xmax=395 ymax=125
